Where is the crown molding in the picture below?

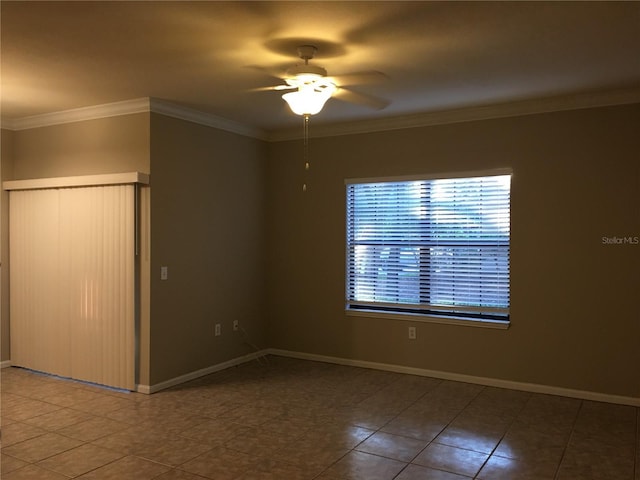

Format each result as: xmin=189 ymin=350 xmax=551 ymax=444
xmin=2 ymin=87 xmax=639 ymax=141
xmin=1 ymin=97 xmax=269 ymax=140
xmin=2 ymin=98 xmax=150 ymax=131
xmin=267 ymin=86 xmax=640 ymax=141
xmin=148 ymin=98 xmax=268 ymax=141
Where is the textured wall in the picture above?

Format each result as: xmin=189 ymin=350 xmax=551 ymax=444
xmin=149 ymin=113 xmax=268 ymax=385
xmin=266 ymin=104 xmax=640 ymax=398
xmin=10 ymin=113 xmax=150 ymax=179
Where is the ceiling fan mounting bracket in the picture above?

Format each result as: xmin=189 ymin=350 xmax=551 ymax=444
xmin=287 ymin=45 xmax=327 ymax=79
xmin=297 ymin=45 xmax=318 ymax=63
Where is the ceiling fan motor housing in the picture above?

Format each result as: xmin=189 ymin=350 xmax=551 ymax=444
xmin=287 ymin=44 xmax=328 ymax=79
xmin=287 ymin=64 xmax=327 ymax=79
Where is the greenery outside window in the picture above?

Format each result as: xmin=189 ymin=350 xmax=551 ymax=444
xmin=346 ymin=171 xmax=511 ymax=325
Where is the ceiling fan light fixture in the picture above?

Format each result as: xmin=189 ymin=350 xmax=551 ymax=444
xmin=282 ymin=89 xmax=329 ymax=116
xmin=282 ymin=80 xmax=336 ymax=116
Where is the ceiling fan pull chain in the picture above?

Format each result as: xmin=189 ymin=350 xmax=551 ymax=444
xmin=303 ymin=113 xmax=310 ymax=192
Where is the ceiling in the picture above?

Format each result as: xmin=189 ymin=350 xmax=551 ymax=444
xmin=2 ymin=1 xmax=640 ymax=136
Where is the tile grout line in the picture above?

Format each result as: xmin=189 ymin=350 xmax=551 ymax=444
xmin=389 ymin=381 xmax=488 ymax=479
xmin=552 ymin=398 xmax=584 ymax=480
xmin=471 ymin=390 xmax=536 ymax=480
xmin=3 ymin=369 xmax=185 ymax=479
xmin=381 ymin=379 xmax=446 ymax=479
xmin=312 ymin=375 xmax=444 ymax=479
xmin=408 ymin=382 xmax=486 ymax=477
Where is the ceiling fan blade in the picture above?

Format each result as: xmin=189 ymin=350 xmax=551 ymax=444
xmin=245 ymin=64 xmax=288 ymax=81
xmin=249 ymin=84 xmax=296 ymax=92
xmin=329 ymin=70 xmax=389 ymax=86
xmin=333 ymin=86 xmax=390 ymax=110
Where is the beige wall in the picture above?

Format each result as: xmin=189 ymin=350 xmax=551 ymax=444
xmin=148 ymin=113 xmax=268 ymax=385
xmin=1 ymin=129 xmax=15 ymax=362
xmin=266 ymin=103 xmax=640 ymax=398
xmin=11 ymin=113 xmax=150 ymax=179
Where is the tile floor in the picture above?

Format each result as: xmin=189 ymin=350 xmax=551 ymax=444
xmin=1 ymin=355 xmax=638 ymax=479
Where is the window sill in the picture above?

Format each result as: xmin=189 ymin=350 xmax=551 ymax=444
xmin=345 ymin=308 xmax=510 ymax=330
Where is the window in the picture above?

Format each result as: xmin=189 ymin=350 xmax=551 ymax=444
xmin=346 ymin=172 xmax=511 ymax=324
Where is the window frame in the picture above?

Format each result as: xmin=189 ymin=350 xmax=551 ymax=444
xmin=345 ymin=168 xmax=512 ymax=329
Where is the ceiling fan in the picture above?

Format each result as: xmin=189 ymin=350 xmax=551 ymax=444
xmin=255 ymin=45 xmax=389 ymax=116
xmin=254 ymin=45 xmax=389 ymax=192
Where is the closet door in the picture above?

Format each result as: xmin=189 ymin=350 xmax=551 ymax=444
xmin=10 ymin=189 xmax=69 ymax=377
xmin=10 ymin=185 xmax=135 ymax=390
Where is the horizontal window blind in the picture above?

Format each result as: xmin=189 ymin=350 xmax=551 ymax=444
xmin=346 ymin=174 xmax=510 ymax=321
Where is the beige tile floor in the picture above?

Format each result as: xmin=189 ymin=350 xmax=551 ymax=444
xmin=1 ymin=355 xmax=638 ymax=479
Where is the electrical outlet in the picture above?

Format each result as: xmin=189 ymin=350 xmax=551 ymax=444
xmin=408 ymin=326 xmax=417 ymax=340
xmin=215 ymin=323 xmax=221 ymax=336
xmin=233 ymin=320 xmax=239 ymax=331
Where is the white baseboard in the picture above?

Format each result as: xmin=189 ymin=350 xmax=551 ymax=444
xmin=9 ymin=347 xmax=636 ymax=407
xmin=136 ymin=349 xmax=269 ymax=394
xmin=267 ymin=348 xmax=640 ymax=407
